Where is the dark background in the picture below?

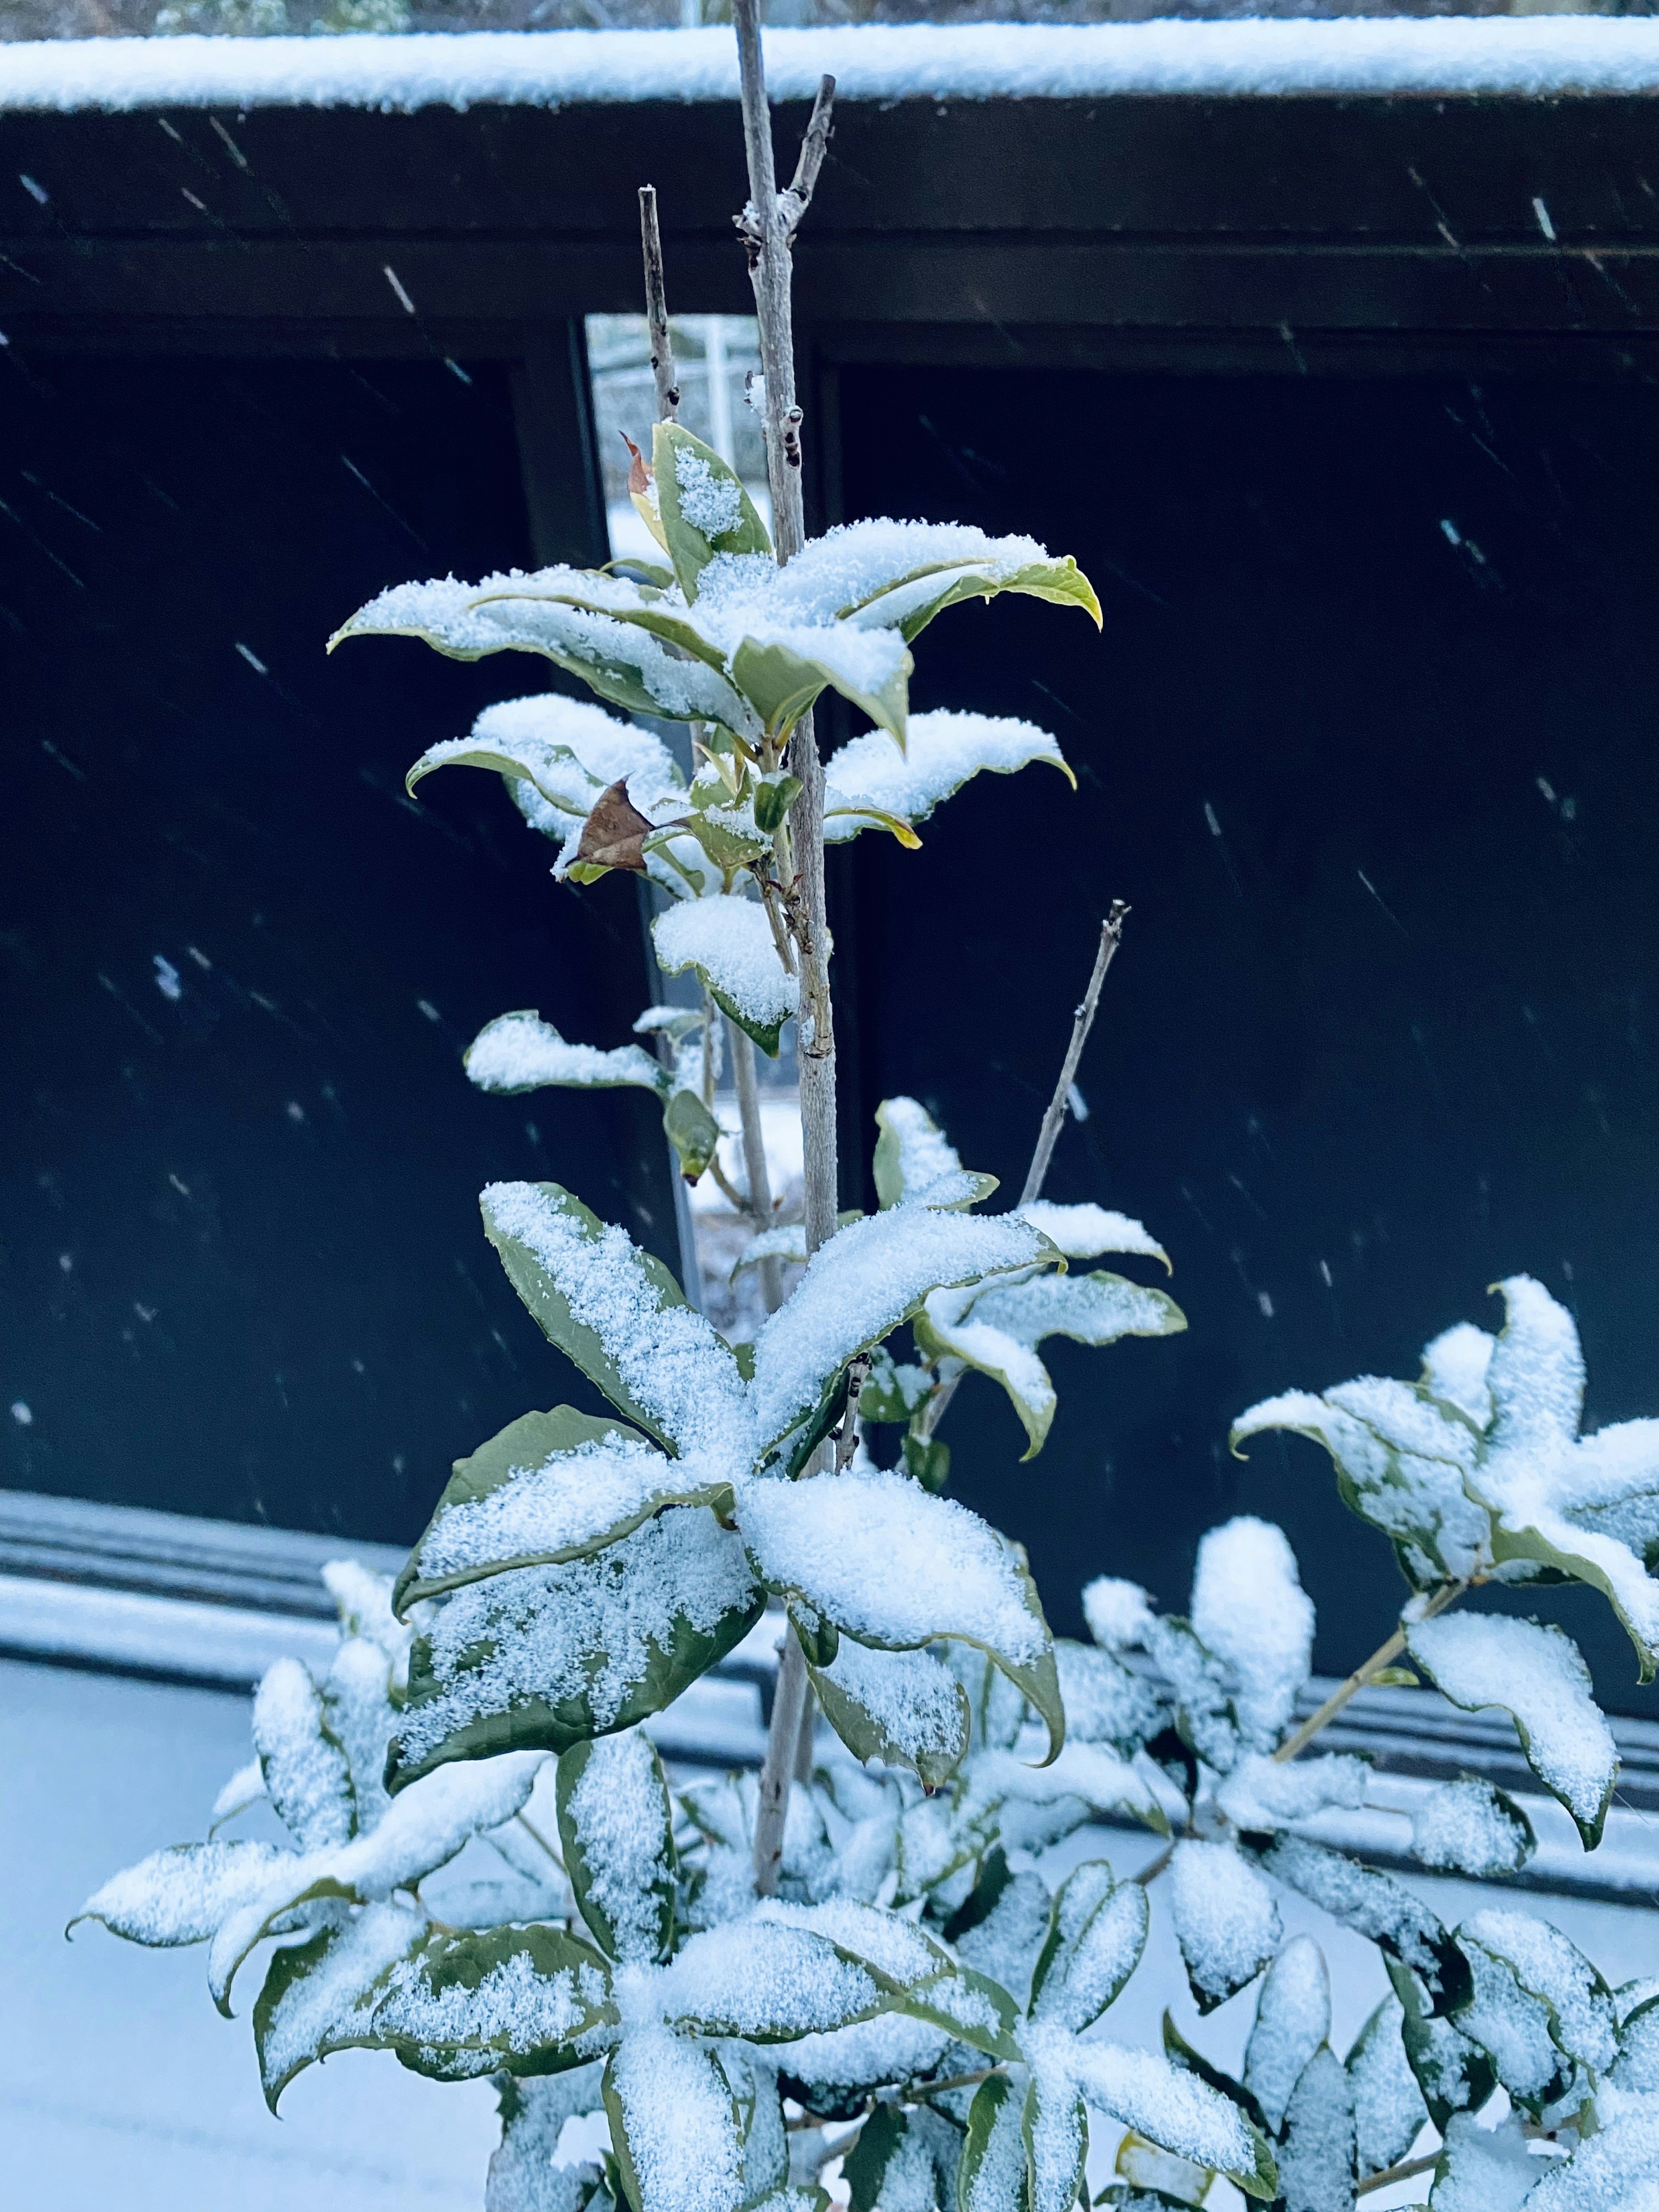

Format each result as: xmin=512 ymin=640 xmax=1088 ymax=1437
xmin=0 ymin=356 xmax=671 ymax=1543
xmin=834 ymin=364 xmax=1659 ymax=1703
xmin=6 ymin=353 xmax=1659 ymax=1705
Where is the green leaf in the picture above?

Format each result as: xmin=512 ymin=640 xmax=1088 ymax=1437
xmin=490 ymin=2066 xmax=609 ymax=2212
xmin=730 ymin=630 xmax=912 ymax=748
xmin=1059 ymin=2037 xmax=1277 ymax=2201
xmin=903 ymin=1431 xmax=952 ymax=1492
xmin=1457 ymin=1907 xmax=1616 ymax=2080
xmin=1345 ymin=1995 xmax=1427 ymax=2178
xmin=858 ymin=1348 xmax=935 ymax=1426
xmin=1112 ymin=2131 xmax=1212 ymax=2207
xmin=1409 ymin=1776 xmax=1537 ymax=1877
xmin=842 ymin=2105 xmax=919 ymax=2212
xmin=253 ymin=1656 xmax=356 ymax=1849
xmin=605 ymin=2030 xmax=745 ymax=2212
xmin=764 ymin=1899 xmax=1020 ymax=2062
xmin=1230 ymin=1379 xmax=1490 ymax=1593
xmin=1247 ymin=1836 xmax=1470 ymax=2016
xmin=1451 ymin=1932 xmax=1575 ymax=2117
xmin=822 ymin=710 xmax=1074 ymax=851
xmin=652 ymin=895 xmax=798 ymax=1060
xmin=872 ymin=1097 xmax=998 ymax=1213
xmin=663 ymin=1088 xmax=722 ymax=1185
xmin=661 ymin=807 xmax=773 ymax=877
xmin=253 ymin=1900 xmax=426 ymax=2112
xmin=465 ymin=1012 xmax=668 ymax=1100
xmin=1383 ymin=1958 xmax=1494 ymax=2136
xmin=752 ymin=772 xmax=801 ymax=836
xmin=479 ymin=1180 xmax=748 ymax=1457
xmin=958 ymin=2073 xmax=1029 ymax=2212
xmin=652 ymin=421 xmax=772 ymax=601
xmin=371 ymin=1921 xmax=617 ymax=2078
xmin=658 ymin=1920 xmax=888 ymax=2041
xmin=1030 ymin=1858 xmax=1149 ymax=2033
xmin=1053 ymin=1640 xmax=1163 ymax=1762
xmin=849 ymin=551 xmax=1102 ymax=645
xmin=1274 ymin=2047 xmax=1355 ymax=2212
xmin=1429 ymin=2111 xmax=1538 ymax=2212
xmin=739 ymin=1467 xmax=1064 ymax=1765
xmin=918 ymin=1270 xmax=1186 ymax=1461
xmin=332 ymin=571 xmax=754 ymax=737
xmin=1161 ymin=2012 xmax=1268 ymax=2136
xmin=1405 ymin=1613 xmax=1617 ymax=1850
xmin=725 ymin=2041 xmax=789 ymax=2207
xmin=389 ymin=1508 xmax=763 ymax=1790
xmin=394 ymin=1406 xmax=729 ymax=1613
xmin=557 ymin=1730 xmax=677 ymax=1964
xmin=808 ymin=1638 xmax=972 ymax=1789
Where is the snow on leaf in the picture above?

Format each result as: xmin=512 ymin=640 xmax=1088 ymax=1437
xmin=1214 ymin=1750 xmax=1370 ymax=1832
xmin=1246 ymin=1937 xmax=1330 ymax=2136
xmin=1230 ymin=1379 xmax=1490 ymax=1591
xmin=918 ymin=1267 xmax=1185 ymax=1462
xmin=734 ymin=1222 xmax=809 ymax=1278
xmin=1430 ymin=2110 xmax=1539 ymax=2212
xmin=209 ymin=1757 xmax=266 ymax=1834
xmin=1189 ymin=1517 xmax=1314 ymax=1753
xmin=1053 ymin=2032 xmax=1276 ymax=2199
xmin=758 ymin=1899 xmax=1018 ymax=2061
xmin=1410 ymin=1777 xmax=1535 ymax=1877
xmin=1405 ymin=1612 xmax=1618 ymax=1848
xmin=604 ymin=2027 xmax=745 ymax=2212
xmin=823 ymin=709 xmax=1073 ymax=845
xmin=487 ymin=2063 xmax=607 ymax=2212
xmin=1344 ymin=1994 xmax=1426 ymax=2177
xmin=253 ymin=1899 xmax=427 ymax=2111
xmin=1028 ymin=1857 xmax=1148 ymax=2032
xmin=1080 ymin=1577 xmax=1155 ymax=1653
xmin=1249 ymin=1836 xmax=1468 ymax=2012
xmin=557 ymin=1730 xmax=676 ymax=1964
xmin=808 ymin=1638 xmax=972 ymax=1790
xmin=324 ymin=1634 xmax=397 ymax=1834
xmin=655 ymin=423 xmax=772 ymax=601
xmin=1459 ymin=1907 xmax=1616 ymax=2076
xmin=1052 ymin=1639 xmax=1162 ymax=1761
xmin=954 ymin=1866 xmax=1053 ymax=2016
xmin=841 ymin=2105 xmax=945 ymax=2212
xmin=1613 ymin=1995 xmax=1659 ymax=2093
xmin=466 ymin=1012 xmax=667 ymax=1098
xmin=70 ymin=1838 xmax=292 ymax=1948
xmin=1383 ymin=1958 xmax=1495 ymax=2133
xmin=333 ymin=571 xmax=756 ymax=736
xmin=1451 ymin=1932 xmax=1572 ymax=2113
xmin=373 ymin=1921 xmax=617 ymax=2076
xmin=748 ymin=1204 xmax=1052 ymax=1457
xmin=959 ymin=2072 xmax=1029 ymax=2212
xmin=777 ymin=2012 xmax=952 ymax=2111
xmin=395 ymin=1406 xmax=731 ymax=1610
xmin=389 ymin=1509 xmax=763 ymax=1789
xmin=871 ymin=1096 xmax=998 ymax=1213
xmin=206 ymin=1751 xmax=546 ymax=2013
xmin=652 ymin=896 xmax=798 ymax=1059
xmin=1141 ymin=1615 xmax=1240 ymax=1776
xmin=1524 ymin=2093 xmax=1659 ymax=2211
xmin=1473 ymin=1276 xmax=1659 ymax=1676
xmin=1274 ymin=2047 xmax=1354 ymax=2212
xmin=1014 ymin=1201 xmax=1170 ymax=1269
xmin=321 ymin=1560 xmax=414 ymax=1683
xmin=1169 ymin=1840 xmax=1280 ymax=2015
xmin=480 ymin=1181 xmax=749 ymax=1461
xmin=655 ymin=1920 xmax=885 ymax=2041
xmin=1420 ymin=1321 xmax=1496 ymax=1430
xmin=1022 ymin=2048 xmax=1089 ymax=2212
xmin=737 ymin=1465 xmax=1061 ymax=1762
xmin=407 ymin=693 xmax=682 ymax=821
xmin=252 ymin=1655 xmax=356 ymax=1850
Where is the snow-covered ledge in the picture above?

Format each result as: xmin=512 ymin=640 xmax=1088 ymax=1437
xmin=3 ymin=19 xmax=1659 ymax=118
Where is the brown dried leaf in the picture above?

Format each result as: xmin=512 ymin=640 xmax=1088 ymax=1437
xmin=576 ymin=779 xmax=654 ymax=874
xmin=621 ymin=432 xmax=652 ymax=500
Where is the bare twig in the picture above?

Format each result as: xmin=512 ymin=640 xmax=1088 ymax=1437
xmin=834 ymin=1354 xmax=871 ymax=1471
xmin=915 ymin=2066 xmax=1004 ymax=2101
xmin=728 ymin=1014 xmax=784 ymax=1314
xmin=793 ymin=1680 xmax=817 ymax=1783
xmin=1271 ymin=1580 xmax=1467 ymax=1765
xmin=1131 ymin=1838 xmax=1178 ymax=1888
xmin=918 ymin=908 xmax=1129 ymax=1442
xmin=1354 ymin=2150 xmax=1443 ymax=2196
xmin=730 ymin=0 xmax=840 ymax=1898
xmin=1020 ymin=902 xmax=1129 ymax=1207
xmin=638 ymin=185 xmax=680 ymax=422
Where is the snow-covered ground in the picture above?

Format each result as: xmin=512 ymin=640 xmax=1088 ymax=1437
xmin=10 ymin=1646 xmax=1659 ymax=2209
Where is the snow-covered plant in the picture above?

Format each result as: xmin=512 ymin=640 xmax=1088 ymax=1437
xmin=75 ymin=17 xmax=1659 ymax=2212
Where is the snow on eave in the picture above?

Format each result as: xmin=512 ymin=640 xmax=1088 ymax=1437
xmin=5 ymin=20 xmax=1659 ymax=118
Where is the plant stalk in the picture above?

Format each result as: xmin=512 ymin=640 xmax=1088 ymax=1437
xmin=728 ymin=1014 xmax=785 ymax=1314
xmin=731 ymin=9 xmax=838 ymax=1894
xmin=1271 ymin=1580 xmax=1466 ymax=1765
xmin=1354 ymin=2150 xmax=1443 ymax=2196
xmin=638 ymin=185 xmax=680 ymax=423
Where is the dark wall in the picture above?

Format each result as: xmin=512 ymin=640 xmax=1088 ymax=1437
xmin=0 ymin=356 xmax=671 ymax=1544
xmin=835 ymin=364 xmax=1659 ymax=1709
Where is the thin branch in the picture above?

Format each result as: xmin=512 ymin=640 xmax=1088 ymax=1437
xmin=729 ymin=1014 xmax=785 ymax=1314
xmin=1020 ymin=902 xmax=1129 ymax=1207
xmin=915 ymin=2066 xmax=1004 ymax=2101
xmin=781 ymin=74 xmax=836 ymax=236
xmin=1271 ymin=1580 xmax=1467 ymax=1765
xmin=1131 ymin=1838 xmax=1178 ymax=1888
xmin=753 ymin=1624 xmax=810 ymax=1896
xmin=637 ymin=185 xmax=680 ymax=422
xmin=1354 ymin=2150 xmax=1443 ymax=2196
xmin=514 ymin=1809 xmax=565 ymax=1868
xmin=918 ymin=909 xmax=1129 ymax=1442
xmin=793 ymin=1678 xmax=817 ymax=1783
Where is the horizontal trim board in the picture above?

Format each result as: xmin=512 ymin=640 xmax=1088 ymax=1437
xmin=7 ymin=23 xmax=1659 ymax=116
